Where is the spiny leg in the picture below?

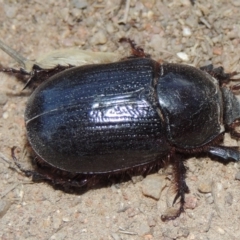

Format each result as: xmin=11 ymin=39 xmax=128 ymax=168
xmin=200 ymin=64 xmax=239 ymax=86
xmin=227 ymin=121 xmax=240 ymax=139
xmin=161 ymin=154 xmax=189 ymax=221
xmin=0 ymin=67 xmax=30 ymax=76
xmin=119 ymin=37 xmax=150 ymax=58
xmin=11 ymin=147 xmax=89 ymax=188
xmin=23 ymin=64 xmax=74 ymax=89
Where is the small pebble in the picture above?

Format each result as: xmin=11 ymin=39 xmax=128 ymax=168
xmin=71 ymin=0 xmax=88 ymax=9
xmin=205 ymin=193 xmax=214 ymax=204
xmin=182 ymin=26 xmax=192 ymax=36
xmin=137 ymin=222 xmax=151 ymax=236
xmin=235 ymin=171 xmax=240 ymax=181
xmin=141 ymin=174 xmax=166 ymax=200
xmin=0 ymin=92 xmax=7 ymax=105
xmin=177 ymin=52 xmax=189 ymax=61
xmin=52 ymin=212 xmax=62 ymax=229
xmin=0 ymin=200 xmax=11 ymax=218
xmin=2 ymin=111 xmax=9 ymax=119
xmin=4 ymin=5 xmax=18 ymax=18
xmin=217 ymin=227 xmax=225 ymax=235
xmin=184 ymin=195 xmax=197 ymax=209
xmin=91 ymin=30 xmax=107 ymax=45
xmin=198 ymin=182 xmax=212 ymax=193
xmin=231 ymin=0 xmax=240 ymax=7
xmin=178 ymin=227 xmax=190 ymax=238
xmin=62 ymin=216 xmax=71 ymax=222
xmin=224 ymin=192 xmax=233 ymax=206
xmin=213 ymin=47 xmax=222 ymax=55
xmin=147 ymin=216 xmax=156 ymax=227
xmin=111 ymin=233 xmax=121 ymax=240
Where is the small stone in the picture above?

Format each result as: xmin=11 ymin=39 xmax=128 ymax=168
xmin=180 ymin=0 xmax=191 ymax=6
xmin=106 ymin=23 xmax=116 ymax=34
xmin=141 ymin=174 xmax=166 ymax=200
xmin=217 ymin=227 xmax=225 ymax=235
xmin=198 ymin=182 xmax=212 ymax=193
xmin=231 ymin=0 xmax=240 ymax=7
xmin=147 ymin=216 xmax=156 ymax=227
xmin=4 ymin=5 xmax=18 ymax=18
xmin=0 ymin=200 xmax=11 ymax=218
xmin=91 ymin=30 xmax=107 ymax=45
xmin=182 ymin=26 xmax=192 ymax=36
xmin=213 ymin=47 xmax=222 ymax=55
xmin=71 ymin=0 xmax=88 ymax=9
xmin=144 ymin=234 xmax=153 ymax=240
xmin=52 ymin=211 xmax=62 ymax=229
xmin=225 ymin=192 xmax=233 ymax=206
xmin=163 ymin=228 xmax=178 ymax=239
xmin=205 ymin=193 xmax=214 ymax=204
xmin=111 ymin=233 xmax=121 ymax=240
xmin=184 ymin=195 xmax=197 ymax=209
xmin=137 ymin=222 xmax=150 ymax=236
xmin=178 ymin=227 xmax=190 ymax=238
xmin=235 ymin=171 xmax=240 ymax=181
xmin=62 ymin=216 xmax=71 ymax=222
xmin=131 ymin=175 xmax=144 ymax=184
xmin=177 ymin=52 xmax=189 ymax=61
xmin=0 ymin=92 xmax=7 ymax=105
xmin=2 ymin=111 xmax=8 ymax=119
xmin=43 ymin=216 xmax=51 ymax=228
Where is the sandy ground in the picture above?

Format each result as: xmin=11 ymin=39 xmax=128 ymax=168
xmin=0 ymin=0 xmax=240 ymax=239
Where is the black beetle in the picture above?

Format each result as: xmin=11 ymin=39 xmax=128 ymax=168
xmin=1 ymin=38 xmax=240 ymax=221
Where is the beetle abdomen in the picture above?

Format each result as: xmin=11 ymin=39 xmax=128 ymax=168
xmin=25 ymin=58 xmax=170 ymax=173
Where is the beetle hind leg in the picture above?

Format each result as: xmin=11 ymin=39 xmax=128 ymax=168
xmin=227 ymin=121 xmax=240 ymax=139
xmin=161 ymin=155 xmax=189 ymax=221
xmin=11 ymin=147 xmax=91 ymax=189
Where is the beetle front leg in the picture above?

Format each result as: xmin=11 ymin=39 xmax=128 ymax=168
xmin=200 ymin=64 xmax=239 ymax=86
xmin=161 ymin=155 xmax=189 ymax=221
xmin=207 ymin=145 xmax=240 ymax=162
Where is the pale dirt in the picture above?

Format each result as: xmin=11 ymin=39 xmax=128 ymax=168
xmin=0 ymin=1 xmax=240 ymax=240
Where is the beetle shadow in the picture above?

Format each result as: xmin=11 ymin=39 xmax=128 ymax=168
xmin=13 ymin=146 xmax=237 ymax=197
xmin=14 ymin=150 xmax=168 ymax=196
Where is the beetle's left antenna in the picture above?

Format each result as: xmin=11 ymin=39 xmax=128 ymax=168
xmin=0 ymin=39 xmax=34 ymax=72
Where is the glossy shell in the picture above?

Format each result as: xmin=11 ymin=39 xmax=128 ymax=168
xmin=25 ymin=58 xmax=224 ymax=174
xmin=25 ymin=58 xmax=170 ymax=173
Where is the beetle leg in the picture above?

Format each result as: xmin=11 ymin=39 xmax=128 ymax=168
xmin=11 ymin=146 xmax=51 ymax=180
xmin=207 ymin=145 xmax=240 ymax=162
xmin=119 ymin=37 xmax=151 ymax=58
xmin=11 ymin=147 xmax=92 ymax=188
xmin=200 ymin=64 xmax=239 ymax=85
xmin=161 ymin=156 xmax=189 ymax=221
xmin=227 ymin=121 xmax=240 ymax=138
xmin=0 ymin=67 xmax=30 ymax=76
xmin=23 ymin=64 xmax=74 ymax=89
